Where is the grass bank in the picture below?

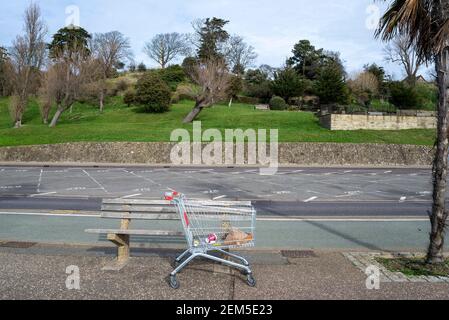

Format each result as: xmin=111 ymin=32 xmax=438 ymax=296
xmin=0 ymin=96 xmax=436 ymax=147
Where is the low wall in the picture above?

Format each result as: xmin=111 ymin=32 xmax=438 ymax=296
xmin=320 ymin=114 xmax=437 ymax=131
xmin=0 ymin=142 xmax=434 ymax=166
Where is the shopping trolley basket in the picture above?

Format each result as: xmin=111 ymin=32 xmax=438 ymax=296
xmin=165 ymin=191 xmax=257 ymax=289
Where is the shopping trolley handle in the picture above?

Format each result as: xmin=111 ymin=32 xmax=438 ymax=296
xmin=164 ymin=191 xmax=181 ymax=201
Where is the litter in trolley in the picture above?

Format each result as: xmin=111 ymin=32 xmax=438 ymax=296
xmin=165 ymin=191 xmax=257 ymax=289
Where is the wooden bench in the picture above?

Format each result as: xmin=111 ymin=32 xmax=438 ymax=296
xmin=85 ymin=198 xmax=253 ymax=270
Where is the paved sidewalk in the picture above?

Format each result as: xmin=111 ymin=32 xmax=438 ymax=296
xmin=0 ymin=244 xmax=448 ymax=300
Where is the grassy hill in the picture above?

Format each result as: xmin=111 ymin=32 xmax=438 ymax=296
xmin=0 ymin=96 xmax=436 ymax=147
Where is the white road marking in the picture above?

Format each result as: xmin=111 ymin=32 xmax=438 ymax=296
xmin=384 ymin=171 xmax=392 ymax=174
xmin=343 ymin=170 xmax=353 ymax=173
xmin=213 ymin=195 xmax=227 ymax=200
xmin=335 ymin=191 xmax=362 ymax=198
xmin=0 ymin=211 xmax=428 ymax=222
xmin=121 ymin=193 xmax=142 ymax=199
xmin=259 ymin=217 xmax=428 ymax=222
xmin=82 ymin=169 xmax=108 ymax=193
xmin=0 ymin=211 xmax=100 ymax=218
xmin=125 ymin=170 xmax=162 ymax=187
xmin=274 ymin=191 xmax=292 ymax=195
xmin=203 ymin=190 xmax=219 ymax=194
xmin=304 ymin=196 xmax=318 ymax=203
xmin=37 ymin=169 xmax=43 ymax=193
xmin=29 ymin=191 xmax=57 ymax=197
xmin=277 ymin=170 xmax=304 ymax=175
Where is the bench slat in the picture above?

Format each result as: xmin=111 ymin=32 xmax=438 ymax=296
xmin=85 ymin=229 xmax=184 ymax=236
xmin=101 ymin=212 xmax=179 ymax=220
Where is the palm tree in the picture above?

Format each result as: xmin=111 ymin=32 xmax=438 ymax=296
xmin=376 ymin=1 xmax=449 ymax=264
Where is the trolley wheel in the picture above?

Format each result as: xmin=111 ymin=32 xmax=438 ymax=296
xmin=246 ymin=274 xmax=256 ymax=287
xmin=169 ymin=275 xmax=180 ymax=289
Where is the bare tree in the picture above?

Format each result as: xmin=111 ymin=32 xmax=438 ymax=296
xmin=143 ymin=33 xmax=190 ymax=69
xmin=223 ymin=35 xmax=257 ymax=74
xmin=46 ymin=43 xmax=101 ymax=127
xmin=183 ymin=59 xmax=230 ymax=123
xmin=385 ymin=34 xmax=424 ymax=86
xmin=9 ymin=3 xmax=47 ymax=128
xmin=91 ymin=31 xmax=132 ymax=111
xmin=0 ymin=46 xmax=12 ymax=96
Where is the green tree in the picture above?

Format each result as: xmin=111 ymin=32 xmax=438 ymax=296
xmin=195 ymin=17 xmax=230 ymax=61
xmin=48 ymin=26 xmax=91 ymax=59
xmin=244 ymin=68 xmax=273 ymax=103
xmin=137 ymin=62 xmax=147 ymax=72
xmin=388 ymin=81 xmax=419 ymax=109
xmin=182 ymin=56 xmax=197 ymax=80
xmin=376 ymin=0 xmax=449 ymax=263
xmin=288 ymin=40 xmax=325 ymax=80
xmin=226 ymin=75 xmax=243 ymax=104
xmin=314 ymin=62 xmax=349 ymax=105
xmin=270 ymin=67 xmax=305 ymax=102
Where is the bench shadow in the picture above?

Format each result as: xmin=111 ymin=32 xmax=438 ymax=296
xmin=304 ymin=220 xmax=393 ymax=252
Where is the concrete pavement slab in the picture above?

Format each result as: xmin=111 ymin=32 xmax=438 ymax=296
xmin=1 ymin=246 xmax=448 ymax=300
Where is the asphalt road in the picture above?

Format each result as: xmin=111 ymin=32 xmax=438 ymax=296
xmin=0 ymin=165 xmax=434 ymax=202
xmin=0 ymin=196 xmax=432 ymax=218
xmin=0 ymin=165 xmax=443 ymax=250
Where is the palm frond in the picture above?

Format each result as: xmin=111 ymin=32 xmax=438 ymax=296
xmin=376 ymin=0 xmax=435 ymax=61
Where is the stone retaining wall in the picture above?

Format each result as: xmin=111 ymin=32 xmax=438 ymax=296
xmin=320 ymin=114 xmax=437 ymax=131
xmin=0 ymin=142 xmax=434 ymax=166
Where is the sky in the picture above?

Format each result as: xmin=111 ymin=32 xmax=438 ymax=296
xmin=0 ymin=0 xmax=431 ymax=79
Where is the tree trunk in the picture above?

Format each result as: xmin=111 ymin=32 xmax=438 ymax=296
xmin=99 ymin=90 xmax=105 ymax=112
xmin=14 ymin=119 xmax=22 ymax=128
xmin=427 ymin=47 xmax=449 ymax=264
xmin=49 ymin=106 xmax=64 ymax=128
xmin=183 ymin=105 xmax=203 ymax=123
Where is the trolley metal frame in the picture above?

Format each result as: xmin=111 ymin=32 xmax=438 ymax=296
xmin=165 ymin=192 xmax=257 ymax=289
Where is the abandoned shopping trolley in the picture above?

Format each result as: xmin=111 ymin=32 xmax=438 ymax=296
xmin=165 ymin=191 xmax=256 ymax=289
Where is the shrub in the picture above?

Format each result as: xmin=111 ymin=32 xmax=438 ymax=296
xmin=135 ymin=73 xmax=171 ymax=113
xmin=123 ymin=90 xmax=135 ymax=107
xmin=370 ymin=99 xmax=397 ymax=113
xmin=171 ymin=92 xmax=180 ymax=104
xmin=152 ymin=65 xmax=186 ymax=91
xmin=388 ymin=81 xmax=419 ymax=109
xmin=116 ymin=79 xmax=129 ymax=92
xmin=107 ymin=87 xmax=119 ymax=97
xmin=244 ymin=82 xmax=273 ymax=103
xmin=175 ymin=83 xmax=198 ymax=101
xmin=236 ymin=96 xmax=260 ymax=105
xmin=269 ymin=96 xmax=289 ymax=110
xmin=415 ymin=82 xmax=437 ymax=111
